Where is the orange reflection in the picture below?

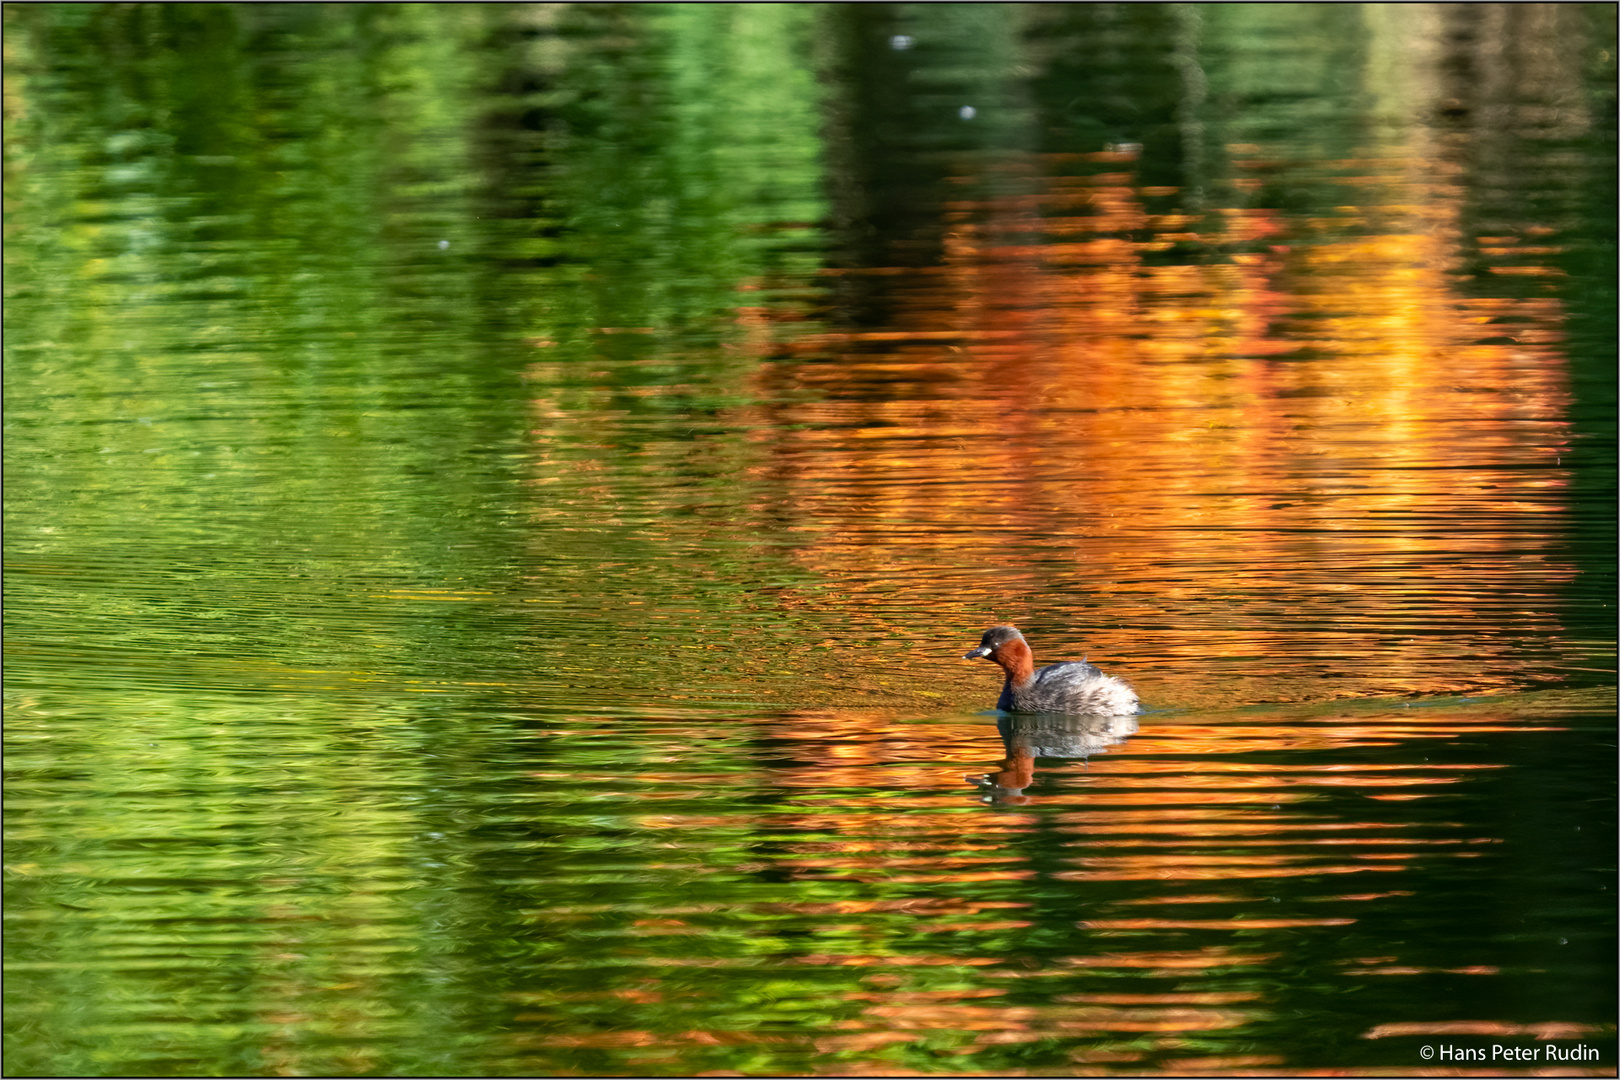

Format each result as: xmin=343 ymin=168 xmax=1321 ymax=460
xmin=1347 ymin=965 xmax=1500 ymax=976
xmin=1059 ymin=992 xmax=1264 ymax=1005
xmin=1162 ymin=1055 xmax=1288 ymax=1070
xmin=514 ymin=703 xmax=1531 ymax=915
xmin=728 ymin=141 xmax=1579 ymax=710
xmin=1056 ymin=859 xmax=1407 ymax=883
xmin=1053 ymin=948 xmax=1277 ymax=970
xmin=819 ymin=947 xmax=1267 ymax=1062
xmin=505 ymin=700 xmax=1586 ymax=1069
xmin=1080 ymin=917 xmax=1355 ymax=930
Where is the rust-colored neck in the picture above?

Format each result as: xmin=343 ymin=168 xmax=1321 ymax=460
xmin=994 ymin=637 xmax=1035 ymax=686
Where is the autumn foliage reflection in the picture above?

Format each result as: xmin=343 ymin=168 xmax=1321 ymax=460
xmin=735 ymin=144 xmax=1578 ymax=709
xmin=523 ymin=131 xmax=1583 ymax=711
xmin=502 ymin=693 xmax=1586 ymax=1068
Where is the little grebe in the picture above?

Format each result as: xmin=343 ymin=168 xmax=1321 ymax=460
xmin=964 ymin=625 xmax=1139 ymax=715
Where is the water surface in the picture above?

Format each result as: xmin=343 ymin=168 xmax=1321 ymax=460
xmin=5 ymin=4 xmax=1615 ymax=1076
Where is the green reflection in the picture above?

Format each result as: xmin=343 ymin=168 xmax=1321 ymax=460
xmin=4 ymin=2 xmax=832 ymax=698
xmin=4 ymin=4 xmax=1615 ymax=1077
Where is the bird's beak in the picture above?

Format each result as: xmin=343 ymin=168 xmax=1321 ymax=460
xmin=964 ymin=646 xmax=992 ymax=660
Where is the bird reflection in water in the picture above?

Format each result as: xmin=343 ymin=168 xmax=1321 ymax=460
xmin=966 ymin=713 xmax=1138 ymax=805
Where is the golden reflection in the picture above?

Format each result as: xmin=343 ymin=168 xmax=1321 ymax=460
xmin=961 ymin=709 xmax=1552 ymax=806
xmin=513 ymin=704 xmax=1531 ymax=924
xmin=818 ymin=955 xmax=1268 ymax=1060
xmin=1163 ymin=1055 xmax=1288 ymax=1070
xmin=835 ymin=1001 xmax=1252 ymax=1033
xmin=758 ymin=898 xmax=1028 ymax=916
xmin=497 ymin=701 xmax=1593 ymax=1072
xmin=1059 ymin=992 xmax=1264 ymax=1005
xmin=1079 ymin=917 xmax=1354 ymax=930
xmin=721 ymin=137 xmax=1582 ymax=709
xmin=1052 ymin=948 xmax=1277 ymax=970
xmin=1110 ymin=894 xmax=1250 ymax=905
xmin=524 ymin=120 xmax=1587 ymax=710
xmin=1055 ymin=859 xmax=1408 ymax=883
xmin=1055 ymin=818 xmax=1435 ymax=834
